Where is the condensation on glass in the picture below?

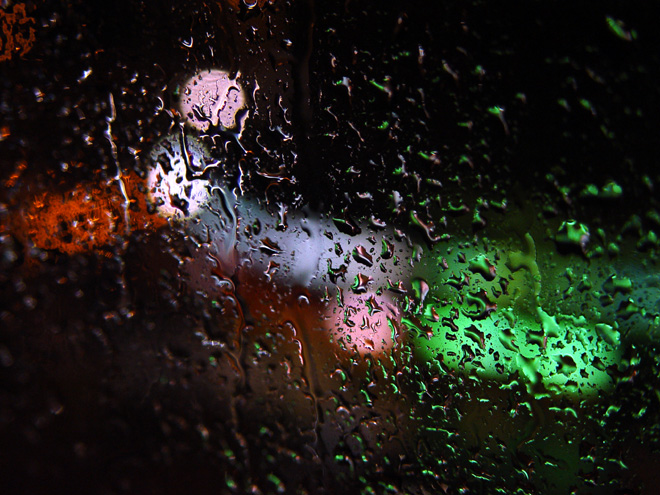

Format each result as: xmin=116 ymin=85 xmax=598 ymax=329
xmin=1 ymin=1 xmax=659 ymax=494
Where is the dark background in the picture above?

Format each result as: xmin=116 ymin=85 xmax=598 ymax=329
xmin=1 ymin=1 xmax=660 ymax=493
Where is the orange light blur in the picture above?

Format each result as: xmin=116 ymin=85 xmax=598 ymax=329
xmin=10 ymin=172 xmax=166 ymax=256
xmin=0 ymin=3 xmax=36 ymax=62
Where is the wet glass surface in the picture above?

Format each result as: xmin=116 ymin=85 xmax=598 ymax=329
xmin=1 ymin=1 xmax=660 ymax=493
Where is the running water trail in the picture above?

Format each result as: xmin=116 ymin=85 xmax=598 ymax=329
xmin=105 ymin=92 xmax=131 ymax=310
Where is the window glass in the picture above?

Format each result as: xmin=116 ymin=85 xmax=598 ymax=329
xmin=1 ymin=1 xmax=659 ymax=493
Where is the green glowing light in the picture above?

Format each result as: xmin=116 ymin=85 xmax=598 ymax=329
xmin=606 ymin=16 xmax=637 ymax=41
xmin=555 ymin=220 xmax=590 ymax=250
xmin=369 ymin=80 xmax=387 ymax=93
xmin=418 ymin=151 xmax=438 ymax=161
xmin=409 ymin=233 xmax=627 ymax=399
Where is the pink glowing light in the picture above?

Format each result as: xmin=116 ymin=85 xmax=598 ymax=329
xmin=179 ymin=69 xmax=246 ymax=132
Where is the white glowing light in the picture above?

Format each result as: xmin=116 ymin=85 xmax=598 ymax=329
xmin=146 ymin=133 xmax=213 ymax=219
